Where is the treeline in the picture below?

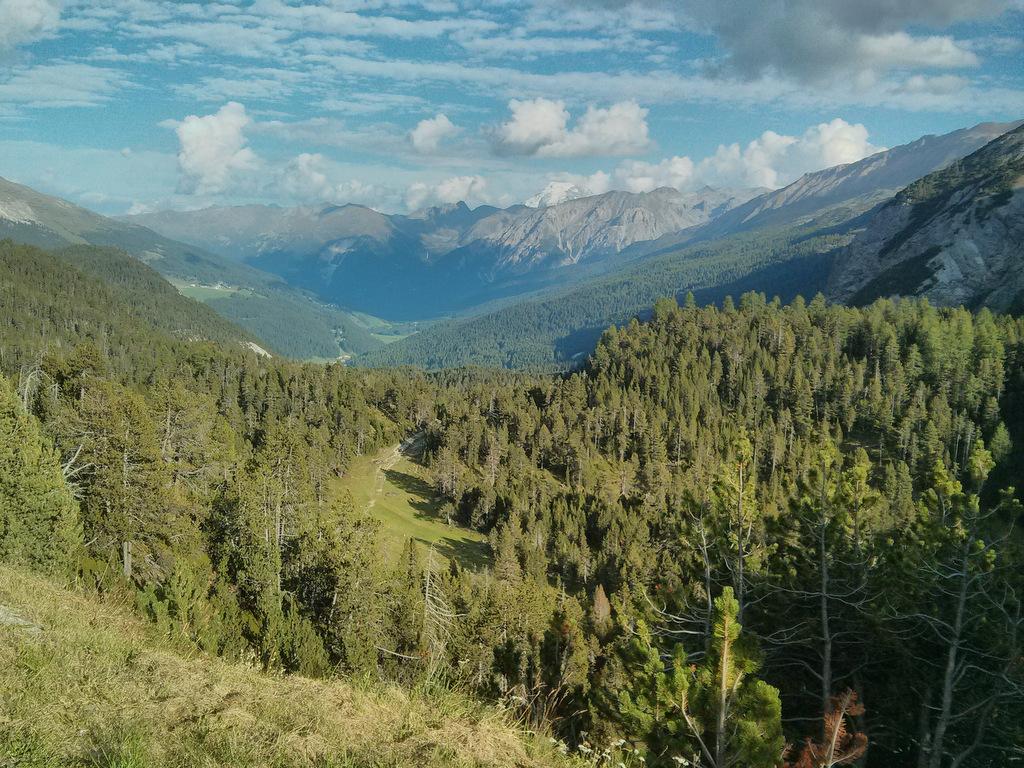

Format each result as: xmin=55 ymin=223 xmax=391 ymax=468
xmin=0 ymin=239 xmax=1021 ymax=768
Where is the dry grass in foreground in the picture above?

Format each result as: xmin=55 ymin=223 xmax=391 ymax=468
xmin=0 ymin=566 xmax=577 ymax=768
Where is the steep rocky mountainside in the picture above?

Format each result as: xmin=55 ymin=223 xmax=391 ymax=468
xmin=467 ymin=186 xmax=763 ymax=271
xmin=829 ymin=124 xmax=1024 ymax=312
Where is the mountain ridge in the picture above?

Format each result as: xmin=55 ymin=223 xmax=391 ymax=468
xmin=829 ymin=123 xmax=1024 ymax=311
xmin=703 ymin=120 xmax=1023 ymax=236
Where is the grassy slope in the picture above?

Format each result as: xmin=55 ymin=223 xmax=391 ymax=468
xmin=335 ymin=443 xmax=490 ymax=569
xmin=0 ymin=566 xmax=572 ymax=768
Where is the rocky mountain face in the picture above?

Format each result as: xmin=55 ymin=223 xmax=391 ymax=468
xmin=473 ymin=187 xmax=763 ymax=271
xmin=829 ymin=123 xmax=1024 ymax=312
xmin=127 ymin=186 xmax=762 ymax=317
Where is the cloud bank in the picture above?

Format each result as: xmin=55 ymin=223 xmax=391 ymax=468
xmin=552 ymin=118 xmax=885 ymax=197
xmin=0 ymin=0 xmax=61 ymax=52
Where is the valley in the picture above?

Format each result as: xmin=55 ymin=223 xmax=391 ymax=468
xmin=6 ymin=0 xmax=1024 ymax=764
xmin=5 ymin=120 xmax=1018 ymax=373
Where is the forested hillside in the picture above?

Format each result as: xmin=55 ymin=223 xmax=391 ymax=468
xmin=411 ymin=295 xmax=1024 ymax=766
xmin=0 ymin=178 xmax=384 ymax=360
xmin=2 ymin=239 xmax=1022 ymax=767
xmin=0 ymin=241 xmax=255 ymax=370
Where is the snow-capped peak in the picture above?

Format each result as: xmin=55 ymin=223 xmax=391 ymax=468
xmin=524 ymin=181 xmax=592 ymax=208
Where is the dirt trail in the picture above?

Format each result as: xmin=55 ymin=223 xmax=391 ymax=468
xmin=367 ymin=432 xmax=424 ymax=509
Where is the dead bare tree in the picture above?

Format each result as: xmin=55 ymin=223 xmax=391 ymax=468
xmin=785 ymin=689 xmax=868 ymax=768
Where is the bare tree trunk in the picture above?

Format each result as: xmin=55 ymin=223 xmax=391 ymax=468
xmin=916 ymin=688 xmax=932 ymax=768
xmin=122 ymin=539 xmax=132 ymax=580
xmin=735 ymin=462 xmax=746 ymax=623
xmin=927 ymin=535 xmax=972 ymax=768
xmin=715 ymin=611 xmax=731 ymax=768
xmin=820 ymin=518 xmax=833 ymax=728
xmin=818 ymin=467 xmax=833 ymax=726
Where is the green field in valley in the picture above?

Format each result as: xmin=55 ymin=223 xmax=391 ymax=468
xmin=335 ymin=439 xmax=490 ymax=569
xmin=170 ymin=279 xmax=253 ymax=301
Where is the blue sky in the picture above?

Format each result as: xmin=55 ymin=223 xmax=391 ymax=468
xmin=0 ymin=0 xmax=1022 ymax=214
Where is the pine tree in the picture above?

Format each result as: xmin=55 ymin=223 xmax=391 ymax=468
xmin=617 ymin=588 xmax=784 ymax=768
xmin=0 ymin=374 xmax=81 ymax=572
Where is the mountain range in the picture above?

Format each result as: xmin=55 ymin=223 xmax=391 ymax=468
xmin=127 ymin=185 xmax=765 ymax=319
xmin=1 ymin=118 xmax=1021 ymax=369
xmin=129 ymin=119 xmax=1014 ymax=326
xmin=360 ymin=119 xmax=1023 ymax=368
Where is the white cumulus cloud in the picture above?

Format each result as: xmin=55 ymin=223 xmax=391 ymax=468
xmin=0 ymin=0 xmax=61 ymax=51
xmin=405 ymin=174 xmax=488 ymax=210
xmin=173 ymin=101 xmax=259 ymax=195
xmin=615 ymin=118 xmax=884 ymax=192
xmin=280 ymin=152 xmax=331 ymax=200
xmin=614 ymin=155 xmax=697 ymax=193
xmin=279 ymin=152 xmax=383 ymax=205
xmin=494 ymin=97 xmax=650 ymax=157
xmin=409 ymin=113 xmax=458 ymax=153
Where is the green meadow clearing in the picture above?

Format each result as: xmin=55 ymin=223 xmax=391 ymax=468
xmin=335 ymin=441 xmax=490 ymax=569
